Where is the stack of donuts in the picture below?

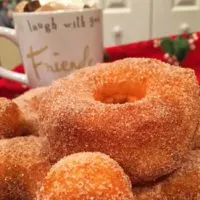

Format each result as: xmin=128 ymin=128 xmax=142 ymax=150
xmin=0 ymin=58 xmax=200 ymax=200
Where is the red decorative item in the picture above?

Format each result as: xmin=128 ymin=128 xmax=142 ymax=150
xmin=106 ymin=32 xmax=200 ymax=83
xmin=1 ymin=32 xmax=200 ymax=99
xmin=0 ymin=64 xmax=29 ymax=99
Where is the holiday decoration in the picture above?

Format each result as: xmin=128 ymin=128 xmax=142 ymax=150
xmin=153 ymin=33 xmax=199 ymax=65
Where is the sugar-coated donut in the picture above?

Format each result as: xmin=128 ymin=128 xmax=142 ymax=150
xmin=193 ymin=124 xmax=200 ymax=149
xmin=36 ymin=152 xmax=135 ymax=200
xmin=37 ymin=2 xmax=67 ymax=12
xmin=15 ymin=1 xmax=28 ymax=12
xmin=0 ymin=136 xmax=51 ymax=200
xmin=39 ymin=58 xmax=200 ymax=183
xmin=134 ymin=150 xmax=200 ymax=200
xmin=13 ymin=87 xmax=47 ymax=136
xmin=0 ymin=98 xmax=24 ymax=139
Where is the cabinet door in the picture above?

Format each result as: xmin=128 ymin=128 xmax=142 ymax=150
xmin=100 ymin=0 xmax=151 ymax=47
xmin=152 ymin=0 xmax=200 ymax=38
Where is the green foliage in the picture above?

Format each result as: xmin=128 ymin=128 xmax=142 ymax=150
xmin=160 ymin=38 xmax=174 ymax=55
xmin=174 ymin=36 xmax=190 ymax=62
xmin=160 ymin=36 xmax=190 ymax=62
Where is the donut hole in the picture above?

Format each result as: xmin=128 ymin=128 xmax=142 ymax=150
xmin=94 ymin=81 xmax=147 ymax=104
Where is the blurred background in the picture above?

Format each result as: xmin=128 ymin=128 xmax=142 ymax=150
xmin=0 ymin=0 xmax=21 ymax=69
xmin=0 ymin=0 xmax=21 ymax=28
xmin=0 ymin=0 xmax=200 ymax=67
xmin=100 ymin=0 xmax=200 ymax=46
xmin=1 ymin=0 xmax=200 ymax=45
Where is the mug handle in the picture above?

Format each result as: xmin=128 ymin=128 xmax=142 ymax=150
xmin=0 ymin=27 xmax=28 ymax=85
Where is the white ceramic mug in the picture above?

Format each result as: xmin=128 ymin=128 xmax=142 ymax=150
xmin=0 ymin=8 xmax=103 ymax=87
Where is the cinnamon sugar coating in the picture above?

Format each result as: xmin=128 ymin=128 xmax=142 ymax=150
xmin=38 ymin=58 xmax=200 ymax=183
xmin=0 ymin=136 xmax=51 ymax=199
xmin=36 ymin=2 xmax=67 ymax=12
xmin=13 ymin=87 xmax=47 ymax=136
xmin=193 ymin=123 xmax=200 ymax=149
xmin=36 ymin=152 xmax=135 ymax=200
xmin=134 ymin=150 xmax=200 ymax=200
xmin=0 ymin=98 xmax=25 ymax=139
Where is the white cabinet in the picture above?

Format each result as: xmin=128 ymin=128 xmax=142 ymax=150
xmin=152 ymin=0 xmax=200 ymax=38
xmin=100 ymin=0 xmax=151 ymax=47
xmin=101 ymin=0 xmax=200 ymax=46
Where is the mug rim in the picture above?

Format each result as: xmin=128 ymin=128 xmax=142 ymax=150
xmin=13 ymin=8 xmax=101 ymax=17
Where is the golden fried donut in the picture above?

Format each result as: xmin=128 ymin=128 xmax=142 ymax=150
xmin=13 ymin=87 xmax=47 ymax=136
xmin=134 ymin=150 xmax=200 ymax=200
xmin=36 ymin=152 xmax=135 ymax=200
xmin=15 ymin=1 xmax=28 ymax=12
xmin=38 ymin=58 xmax=200 ymax=183
xmin=0 ymin=136 xmax=51 ymax=200
xmin=193 ymin=123 xmax=200 ymax=149
xmin=0 ymin=98 xmax=24 ymax=139
xmin=37 ymin=2 xmax=67 ymax=12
